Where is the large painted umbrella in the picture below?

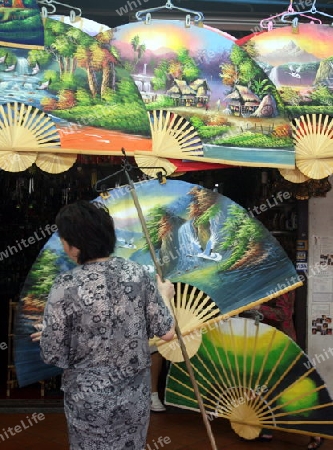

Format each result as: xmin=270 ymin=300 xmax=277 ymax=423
xmin=14 ymin=179 xmax=301 ymax=387
xmin=165 ymin=316 xmax=333 ymax=440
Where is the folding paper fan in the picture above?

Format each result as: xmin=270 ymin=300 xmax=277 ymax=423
xmin=14 ymin=179 xmax=302 ymax=387
xmin=150 ymin=282 xmax=221 ymax=362
xmin=0 ymin=150 xmax=36 ymax=172
xmin=112 ymin=19 xmax=295 ymax=169
xmin=279 ymin=167 xmax=310 ymax=184
xmin=0 ymin=102 xmax=61 ymax=172
xmin=35 ymin=153 xmax=77 ymax=174
xmin=135 ymin=110 xmax=203 ymax=177
xmin=238 ymin=23 xmax=333 ymax=179
xmin=292 ymin=114 xmax=333 ymax=179
xmin=134 ymin=153 xmax=177 ymax=178
xmin=0 ymin=17 xmax=152 ymax=163
xmin=165 ymin=317 xmax=333 ymax=440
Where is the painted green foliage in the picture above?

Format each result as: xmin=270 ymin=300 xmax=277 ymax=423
xmin=22 ymin=249 xmax=60 ymax=300
xmin=33 ymin=19 xmax=150 ymax=134
xmin=152 ymin=48 xmax=200 ymax=91
xmin=218 ymin=204 xmax=265 ymax=271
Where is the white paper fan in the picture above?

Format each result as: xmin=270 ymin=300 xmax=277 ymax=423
xmin=148 ymin=109 xmax=203 ymax=158
xmin=0 ymin=102 xmax=72 ymax=172
xmin=292 ymin=114 xmax=333 ymax=179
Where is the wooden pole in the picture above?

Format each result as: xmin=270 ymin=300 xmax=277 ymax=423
xmin=123 ymin=167 xmax=219 ymax=450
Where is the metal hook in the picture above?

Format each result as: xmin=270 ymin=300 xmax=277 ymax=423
xmin=37 ymin=0 xmax=82 ymax=22
xmin=93 ymin=149 xmax=167 ymax=193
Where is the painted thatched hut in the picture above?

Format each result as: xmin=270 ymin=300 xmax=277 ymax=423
xmin=252 ymin=94 xmax=278 ymax=118
xmin=225 ymin=85 xmax=260 ymax=116
xmin=166 ymin=79 xmax=197 ymax=106
xmin=189 ymin=79 xmax=211 ymax=106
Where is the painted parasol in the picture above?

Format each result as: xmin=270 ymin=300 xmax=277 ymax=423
xmin=14 ymin=179 xmax=302 ymax=387
xmin=237 ymin=23 xmax=333 ymax=180
xmin=165 ymin=316 xmax=333 ymax=440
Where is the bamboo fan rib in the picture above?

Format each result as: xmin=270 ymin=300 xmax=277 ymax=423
xmin=135 ymin=110 xmax=203 ymax=177
xmin=165 ymin=317 xmax=333 ymax=440
xmin=279 ymin=167 xmax=310 ymax=184
xmin=0 ymin=102 xmax=73 ymax=173
xmin=134 ymin=154 xmax=177 ymax=178
xmin=35 ymin=153 xmax=77 ymax=174
xmin=150 ymin=283 xmax=221 ymax=362
xmin=0 ymin=151 xmax=36 ymax=172
xmin=149 ymin=110 xmax=203 ymax=158
xmin=292 ymin=114 xmax=333 ymax=179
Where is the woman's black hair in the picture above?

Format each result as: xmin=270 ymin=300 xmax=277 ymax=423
xmin=55 ymin=200 xmax=116 ymax=264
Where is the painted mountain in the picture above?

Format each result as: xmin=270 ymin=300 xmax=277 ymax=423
xmin=258 ymin=40 xmax=320 ymax=66
xmin=238 ymin=24 xmax=333 ymax=114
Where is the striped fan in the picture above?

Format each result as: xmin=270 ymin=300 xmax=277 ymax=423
xmin=150 ymin=283 xmax=221 ymax=362
xmin=0 ymin=150 xmax=37 ymax=172
xmin=292 ymin=114 xmax=333 ymax=179
xmin=0 ymin=102 xmax=76 ymax=173
xmin=165 ymin=317 xmax=333 ymax=440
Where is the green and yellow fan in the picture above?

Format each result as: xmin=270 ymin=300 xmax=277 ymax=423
xmin=165 ymin=317 xmax=333 ymax=441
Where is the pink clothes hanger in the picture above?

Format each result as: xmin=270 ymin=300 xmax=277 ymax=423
xmin=260 ymin=0 xmax=322 ymax=31
xmin=281 ymin=0 xmax=329 ymax=24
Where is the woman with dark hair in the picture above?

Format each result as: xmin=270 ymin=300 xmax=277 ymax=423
xmin=34 ymin=200 xmax=175 ymax=450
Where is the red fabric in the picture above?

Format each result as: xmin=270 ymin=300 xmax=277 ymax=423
xmin=258 ymin=291 xmax=297 ymax=341
xmin=236 ymin=31 xmax=265 ymax=46
xmin=171 ymin=159 xmax=230 ymax=172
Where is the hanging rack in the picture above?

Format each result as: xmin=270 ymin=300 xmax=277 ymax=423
xmin=37 ymin=0 xmax=82 ymax=23
xmin=260 ymin=1 xmax=321 ymax=31
xmin=135 ymin=0 xmax=204 ymax=26
xmin=94 ymin=149 xmax=167 ymax=193
xmin=281 ymin=0 xmax=333 ymax=24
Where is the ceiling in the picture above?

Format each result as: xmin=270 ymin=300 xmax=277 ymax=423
xmin=42 ymin=0 xmax=333 ymax=38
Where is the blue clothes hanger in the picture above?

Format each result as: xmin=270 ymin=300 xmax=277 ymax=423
xmin=135 ymin=0 xmax=204 ymax=25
